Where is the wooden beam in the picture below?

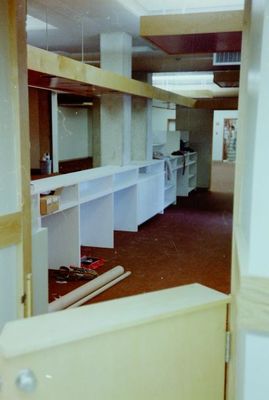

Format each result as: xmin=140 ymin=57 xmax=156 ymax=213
xmin=27 ymin=46 xmax=196 ymax=108
xmin=140 ymin=10 xmax=243 ymax=36
xmin=0 ymin=213 xmax=21 ymax=249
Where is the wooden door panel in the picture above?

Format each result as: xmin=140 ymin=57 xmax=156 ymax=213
xmin=0 ymin=284 xmax=229 ymax=399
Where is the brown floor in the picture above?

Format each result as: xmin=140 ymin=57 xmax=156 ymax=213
xmin=49 ymin=161 xmax=234 ymax=304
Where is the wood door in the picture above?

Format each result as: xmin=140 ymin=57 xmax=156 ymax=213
xmin=0 ymin=284 xmax=229 ymax=399
xmin=0 ymin=0 xmax=32 ymax=330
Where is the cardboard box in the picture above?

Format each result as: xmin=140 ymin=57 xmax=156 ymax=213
xmin=40 ymin=195 xmax=60 ymax=215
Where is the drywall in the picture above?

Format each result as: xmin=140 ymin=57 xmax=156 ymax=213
xmin=212 ymin=110 xmax=238 ymax=161
xmin=58 ymin=107 xmax=92 ymax=161
xmin=176 ymin=107 xmax=213 ymax=188
xmin=152 ymin=100 xmax=176 ymax=132
xmin=241 ymin=331 xmax=269 ymax=400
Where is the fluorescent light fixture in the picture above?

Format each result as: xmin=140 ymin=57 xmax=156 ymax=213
xmin=152 ymin=72 xmax=214 ymax=86
xmin=134 ymin=0 xmax=244 ymax=14
xmin=152 ymin=72 xmax=238 ymax=97
xmin=27 ymin=15 xmax=57 ymax=31
xmin=132 ymin=45 xmax=155 ymax=53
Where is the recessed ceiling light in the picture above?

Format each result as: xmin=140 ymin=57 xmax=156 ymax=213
xmin=27 ymin=15 xmax=57 ymax=31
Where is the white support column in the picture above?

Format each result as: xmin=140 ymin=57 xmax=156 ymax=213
xmin=100 ymin=94 xmax=131 ymax=166
xmin=131 ymin=73 xmax=153 ymax=161
xmin=100 ymin=32 xmax=132 ymax=77
xmin=100 ymin=32 xmax=132 ymax=166
xmin=131 ymin=97 xmax=152 ymax=161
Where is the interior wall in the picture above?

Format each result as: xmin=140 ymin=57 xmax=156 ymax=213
xmin=212 ymin=110 xmax=238 ymax=161
xmin=176 ymin=107 xmax=213 ymax=188
xmin=29 ymin=88 xmax=51 ymax=169
xmin=58 ymin=107 xmax=92 ymax=161
xmin=152 ymin=100 xmax=176 ymax=132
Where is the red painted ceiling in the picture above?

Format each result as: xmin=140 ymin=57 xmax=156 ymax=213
xmin=145 ymin=31 xmax=242 ymax=54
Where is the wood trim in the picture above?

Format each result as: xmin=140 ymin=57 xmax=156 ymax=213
xmin=10 ymin=0 xmax=32 ymax=315
xmin=0 ymin=213 xmax=22 ymax=249
xmin=140 ymin=10 xmax=243 ymax=36
xmin=27 ymin=46 xmax=196 ymax=108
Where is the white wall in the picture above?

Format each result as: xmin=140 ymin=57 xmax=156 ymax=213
xmin=152 ymin=101 xmax=176 ymax=156
xmin=58 ymin=107 xmax=92 ymax=161
xmin=240 ymin=332 xmax=269 ymax=400
xmin=212 ymin=110 xmax=238 ymax=161
xmin=152 ymin=101 xmax=176 ymax=132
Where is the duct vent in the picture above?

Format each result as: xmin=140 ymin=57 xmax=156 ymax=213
xmin=213 ymin=52 xmax=241 ymax=65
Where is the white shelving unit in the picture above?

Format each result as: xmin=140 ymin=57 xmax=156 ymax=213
xmin=31 ymin=163 xmax=165 ymax=314
xmin=173 ymin=152 xmax=197 ymax=197
xmin=163 ymin=157 xmax=177 ymax=208
xmin=31 ymin=161 xmax=165 ymax=270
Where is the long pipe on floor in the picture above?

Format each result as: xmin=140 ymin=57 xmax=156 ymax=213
xmin=48 ymin=266 xmax=125 ymax=312
xmin=67 ymin=271 xmax=131 ymax=309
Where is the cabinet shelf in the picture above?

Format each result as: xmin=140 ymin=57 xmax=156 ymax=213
xmin=113 ymin=182 xmax=137 ymax=193
xmin=41 ymin=201 xmax=78 ymax=217
xmin=165 ymin=183 xmax=175 ymax=191
xmin=79 ymin=189 xmax=112 ymax=204
xmin=138 ymin=172 xmax=163 ymax=183
xmin=188 ymin=161 xmax=196 ymax=166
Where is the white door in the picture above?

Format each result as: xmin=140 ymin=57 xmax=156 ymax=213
xmin=0 ymin=0 xmax=32 ymax=330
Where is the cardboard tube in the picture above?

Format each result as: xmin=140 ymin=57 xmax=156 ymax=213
xmin=49 ymin=266 xmax=124 ymax=312
xmin=67 ymin=271 xmax=131 ymax=308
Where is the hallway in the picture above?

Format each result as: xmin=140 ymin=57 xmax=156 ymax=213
xmin=49 ymin=161 xmax=235 ymax=304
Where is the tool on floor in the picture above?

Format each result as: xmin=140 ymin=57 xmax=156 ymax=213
xmin=81 ymin=255 xmax=105 ymax=270
xmin=54 ymin=265 xmax=98 ymax=282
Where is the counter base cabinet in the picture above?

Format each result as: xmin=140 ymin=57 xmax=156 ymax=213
xmin=137 ymin=174 xmax=164 ymax=225
xmin=114 ymin=186 xmax=137 ymax=232
xmin=42 ymin=206 xmax=80 ymax=268
xmin=32 ymin=228 xmax=48 ymax=315
xmin=80 ymin=194 xmax=114 ymax=248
